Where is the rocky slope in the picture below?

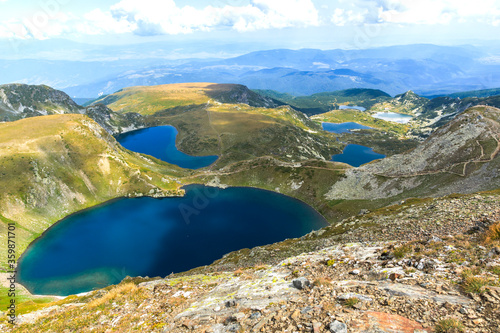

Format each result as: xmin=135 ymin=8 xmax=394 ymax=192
xmin=371 ymin=90 xmax=429 ymax=116
xmin=0 ymin=84 xmax=83 ymax=121
xmin=0 ymin=114 xmax=186 ymax=268
xmin=3 ymin=192 xmax=499 ymax=332
xmin=84 ymin=104 xmax=146 ymax=135
xmin=0 ymin=84 xmax=146 ymax=135
xmin=325 ymin=106 xmax=500 ymax=200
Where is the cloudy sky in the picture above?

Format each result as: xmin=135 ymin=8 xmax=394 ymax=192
xmin=0 ymin=0 xmax=499 ymax=54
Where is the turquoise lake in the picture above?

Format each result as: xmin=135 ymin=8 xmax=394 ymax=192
xmin=331 ymin=144 xmax=385 ymax=167
xmin=322 ymin=122 xmax=373 ymax=134
xmin=17 ymin=185 xmax=328 ymax=296
xmin=373 ymin=112 xmax=413 ymax=124
xmin=116 ymin=126 xmax=218 ymax=169
xmin=338 ymin=105 xmax=366 ymax=111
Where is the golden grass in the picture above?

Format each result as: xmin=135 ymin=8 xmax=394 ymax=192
xmin=88 ymin=283 xmax=138 ymax=308
xmin=98 ymin=83 xmax=241 ymax=115
xmin=485 ymin=222 xmax=500 ymax=244
xmin=435 ymin=318 xmax=465 ymax=333
xmin=313 ymin=277 xmax=332 ymax=287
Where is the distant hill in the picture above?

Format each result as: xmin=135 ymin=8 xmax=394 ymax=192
xmin=255 ymin=88 xmax=391 ymax=115
xmin=57 ymin=45 xmax=500 ymax=98
xmin=426 ymin=87 xmax=500 ymax=99
xmin=90 ymin=83 xmax=281 ymax=115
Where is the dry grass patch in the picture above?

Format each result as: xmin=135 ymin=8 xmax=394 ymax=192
xmin=313 ymin=277 xmax=332 ymax=287
xmin=485 ymin=221 xmax=500 ymax=244
xmin=435 ymin=318 xmax=465 ymax=333
xmin=88 ymin=283 xmax=138 ymax=308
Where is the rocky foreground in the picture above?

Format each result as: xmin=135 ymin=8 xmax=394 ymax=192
xmin=2 ymin=193 xmax=500 ymax=333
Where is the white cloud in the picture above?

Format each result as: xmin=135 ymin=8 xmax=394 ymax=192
xmin=83 ymin=8 xmax=135 ymax=35
xmin=332 ymin=8 xmax=373 ymax=26
xmin=335 ymin=0 xmax=500 ymax=26
xmin=0 ymin=0 xmax=319 ymax=40
xmin=102 ymin=0 xmax=320 ymax=35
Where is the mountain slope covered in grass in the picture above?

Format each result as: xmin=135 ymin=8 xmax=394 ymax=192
xmin=0 ymin=114 xmax=186 ymax=269
xmin=90 ymin=83 xmax=281 ymax=115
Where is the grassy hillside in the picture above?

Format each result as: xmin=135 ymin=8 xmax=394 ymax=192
xmin=91 ymin=83 xmax=279 ymax=115
xmin=148 ymin=103 xmax=341 ymax=166
xmin=0 ymin=114 xmax=187 ymax=269
xmin=255 ymin=88 xmax=391 ymax=115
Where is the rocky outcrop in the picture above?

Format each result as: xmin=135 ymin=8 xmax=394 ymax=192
xmin=84 ymin=104 xmax=145 ymax=135
xmin=0 ymin=84 xmax=146 ymax=136
xmin=0 ymin=84 xmax=83 ymax=121
xmin=204 ymin=83 xmax=283 ymax=108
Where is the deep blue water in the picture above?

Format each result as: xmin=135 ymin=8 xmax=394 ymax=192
xmin=339 ymin=105 xmax=366 ymax=111
xmin=116 ymin=126 xmax=218 ymax=169
xmin=322 ymin=122 xmax=373 ymax=134
xmin=331 ymin=144 xmax=385 ymax=167
xmin=18 ymin=185 xmax=327 ymax=296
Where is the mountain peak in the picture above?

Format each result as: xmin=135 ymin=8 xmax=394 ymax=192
xmin=0 ymin=83 xmax=82 ymax=121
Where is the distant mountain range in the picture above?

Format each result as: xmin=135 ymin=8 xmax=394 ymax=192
xmin=2 ymin=44 xmax=500 ymax=98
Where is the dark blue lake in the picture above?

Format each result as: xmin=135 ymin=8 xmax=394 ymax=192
xmin=331 ymin=144 xmax=385 ymax=167
xmin=322 ymin=122 xmax=373 ymax=134
xmin=18 ymin=185 xmax=327 ymax=296
xmin=116 ymin=126 xmax=218 ymax=169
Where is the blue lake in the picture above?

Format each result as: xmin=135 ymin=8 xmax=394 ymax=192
xmin=373 ymin=112 xmax=413 ymax=124
xmin=331 ymin=144 xmax=385 ymax=167
xmin=322 ymin=122 xmax=373 ymax=134
xmin=116 ymin=126 xmax=218 ymax=169
xmin=18 ymin=185 xmax=328 ymax=296
xmin=339 ymin=105 xmax=366 ymax=111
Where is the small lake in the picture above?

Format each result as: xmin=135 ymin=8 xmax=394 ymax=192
xmin=322 ymin=122 xmax=373 ymax=134
xmin=331 ymin=144 xmax=385 ymax=167
xmin=339 ymin=105 xmax=366 ymax=111
xmin=18 ymin=185 xmax=327 ymax=296
xmin=373 ymin=112 xmax=413 ymax=124
xmin=116 ymin=126 xmax=218 ymax=169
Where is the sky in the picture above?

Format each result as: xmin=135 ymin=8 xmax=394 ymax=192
xmin=0 ymin=0 xmax=499 ymax=58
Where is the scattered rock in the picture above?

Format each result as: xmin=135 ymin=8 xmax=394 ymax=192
xmin=337 ymin=293 xmax=373 ymax=303
xmin=351 ymin=311 xmax=426 ymax=333
xmin=225 ymin=300 xmax=237 ymax=308
xmin=428 ymin=236 xmax=442 ymax=243
xmin=292 ymin=277 xmax=310 ymax=290
xmin=329 ymin=320 xmax=348 ymax=333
